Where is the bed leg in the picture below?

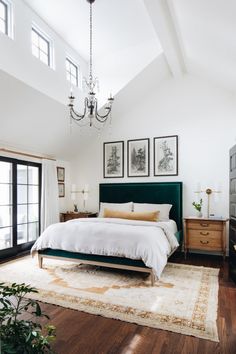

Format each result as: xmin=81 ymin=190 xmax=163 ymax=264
xmin=38 ymin=254 xmax=43 ymax=269
xmin=150 ymin=270 xmax=155 ymax=286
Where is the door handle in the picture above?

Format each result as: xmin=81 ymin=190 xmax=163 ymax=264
xmin=200 ymin=240 xmax=209 ymax=244
xmin=200 ymin=232 xmax=209 ymax=236
xmin=200 ymin=223 xmax=209 ymax=227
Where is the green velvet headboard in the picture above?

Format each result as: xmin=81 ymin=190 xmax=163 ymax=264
xmin=99 ymin=182 xmax=183 ymax=231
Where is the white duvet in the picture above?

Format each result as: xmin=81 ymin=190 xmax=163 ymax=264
xmin=31 ymin=218 xmax=179 ymax=278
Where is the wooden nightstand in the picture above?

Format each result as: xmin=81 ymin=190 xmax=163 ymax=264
xmin=184 ymin=217 xmax=228 ymax=259
xmin=60 ymin=212 xmax=97 ymax=222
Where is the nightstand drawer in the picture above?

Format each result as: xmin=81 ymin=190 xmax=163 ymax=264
xmin=187 ymin=221 xmax=223 ymax=231
xmin=188 ymin=229 xmax=222 ymax=240
xmin=188 ymin=235 xmax=222 ymax=250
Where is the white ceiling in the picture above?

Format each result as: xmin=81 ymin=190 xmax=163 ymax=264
xmin=23 ymin=0 xmax=161 ymax=62
xmin=172 ymin=0 xmax=236 ymax=91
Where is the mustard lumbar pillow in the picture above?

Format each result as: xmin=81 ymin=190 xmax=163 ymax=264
xmin=103 ymin=209 xmax=160 ymax=222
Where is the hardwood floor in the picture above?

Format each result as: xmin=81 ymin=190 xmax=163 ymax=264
xmin=34 ymin=254 xmax=236 ymax=354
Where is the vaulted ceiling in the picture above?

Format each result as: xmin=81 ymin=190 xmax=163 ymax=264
xmin=24 ymin=0 xmax=236 ymax=92
xmin=1 ymin=0 xmax=235 ymax=159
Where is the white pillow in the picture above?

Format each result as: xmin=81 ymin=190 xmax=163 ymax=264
xmin=99 ymin=202 xmax=133 ymax=217
xmin=133 ymin=203 xmax=172 ymax=220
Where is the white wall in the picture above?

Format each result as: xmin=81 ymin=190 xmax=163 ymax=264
xmin=70 ymin=74 xmax=236 ymax=249
xmin=0 ymin=0 xmax=87 ymax=105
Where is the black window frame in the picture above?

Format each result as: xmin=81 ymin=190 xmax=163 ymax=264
xmin=0 ymin=156 xmax=42 ymax=260
xmin=0 ymin=0 xmax=8 ymax=36
xmin=31 ymin=27 xmax=51 ymax=67
xmin=66 ymin=57 xmax=79 ymax=87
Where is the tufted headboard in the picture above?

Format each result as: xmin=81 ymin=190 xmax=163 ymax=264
xmin=99 ymin=182 xmax=183 ymax=231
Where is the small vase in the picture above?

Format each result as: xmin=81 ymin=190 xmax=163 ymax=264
xmin=196 ymin=211 xmax=202 ymax=218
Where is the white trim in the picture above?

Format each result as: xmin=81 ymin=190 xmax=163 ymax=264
xmin=0 ymin=0 xmax=14 ymax=39
xmin=31 ymin=22 xmax=54 ymax=69
xmin=66 ymin=54 xmax=81 ymax=88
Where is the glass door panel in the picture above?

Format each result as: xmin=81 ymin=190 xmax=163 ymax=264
xmin=17 ymin=223 xmax=28 ymax=244
xmin=0 ymin=158 xmax=41 ymax=258
xmin=0 ymin=227 xmax=12 ymax=249
xmin=0 ymin=161 xmax=13 ymax=250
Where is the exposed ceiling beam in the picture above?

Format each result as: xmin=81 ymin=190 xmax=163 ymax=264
xmin=143 ymin=0 xmax=186 ymax=77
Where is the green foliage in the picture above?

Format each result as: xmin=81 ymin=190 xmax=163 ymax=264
xmin=192 ymin=198 xmax=203 ymax=212
xmin=0 ymin=282 xmax=56 ymax=354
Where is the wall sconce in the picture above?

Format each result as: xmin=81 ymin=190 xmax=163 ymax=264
xmin=71 ymin=184 xmax=89 ymax=211
xmin=195 ymin=187 xmax=221 ymax=218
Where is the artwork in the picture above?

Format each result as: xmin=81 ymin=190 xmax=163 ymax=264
xmin=154 ymin=135 xmax=178 ymax=176
xmin=58 ymin=183 xmax=65 ymax=198
xmin=57 ymin=167 xmax=65 ymax=182
xmin=103 ymin=141 xmax=124 ymax=178
xmin=127 ymin=138 xmax=149 ymax=177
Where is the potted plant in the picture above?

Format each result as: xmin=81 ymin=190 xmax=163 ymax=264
xmin=192 ymin=198 xmax=203 ymax=217
xmin=0 ymin=282 xmax=56 ymax=353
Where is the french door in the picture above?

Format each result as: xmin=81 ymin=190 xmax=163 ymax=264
xmin=0 ymin=156 xmax=41 ymax=259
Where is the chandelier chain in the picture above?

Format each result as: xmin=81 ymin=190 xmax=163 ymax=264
xmin=89 ymin=2 xmax=93 ymax=82
xmin=68 ymin=0 xmax=114 ymax=128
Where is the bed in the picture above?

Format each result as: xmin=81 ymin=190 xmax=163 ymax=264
xmin=33 ymin=182 xmax=183 ymax=285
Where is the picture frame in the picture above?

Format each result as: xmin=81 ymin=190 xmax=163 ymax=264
xmin=127 ymin=138 xmax=150 ymax=177
xmin=58 ymin=183 xmax=65 ymax=198
xmin=103 ymin=141 xmax=124 ymax=178
xmin=57 ymin=167 xmax=65 ymax=182
xmin=154 ymin=135 xmax=178 ymax=176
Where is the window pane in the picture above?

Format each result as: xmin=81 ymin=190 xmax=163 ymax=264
xmin=0 ymin=184 xmax=12 ymax=205
xmin=0 ymin=2 xmax=5 ymax=20
xmin=0 ymin=162 xmax=12 ymax=183
xmin=70 ymin=65 xmax=77 ymax=77
xmin=40 ymin=51 xmax=49 ymax=65
xmin=17 ymin=165 xmax=27 ymax=184
xmin=28 ymin=166 xmax=38 ymax=185
xmin=29 ymin=222 xmax=39 ymax=241
xmin=31 ymin=30 xmax=38 ymax=45
xmin=17 ymin=224 xmax=27 ymax=244
xmin=66 ymin=59 xmax=70 ymax=70
xmin=28 ymin=204 xmax=39 ymax=222
xmin=0 ymin=18 xmax=5 ymax=33
xmin=17 ymin=185 xmax=27 ymax=204
xmin=39 ymin=36 xmax=48 ymax=53
xmin=0 ymin=227 xmax=12 ymax=250
xmin=32 ymin=44 xmax=39 ymax=58
xmin=28 ymin=185 xmax=38 ymax=203
xmin=66 ymin=72 xmax=71 ymax=81
xmin=0 ymin=206 xmax=12 ymax=227
xmin=18 ymin=204 xmax=27 ymax=224
xmin=71 ymin=76 xmax=77 ymax=86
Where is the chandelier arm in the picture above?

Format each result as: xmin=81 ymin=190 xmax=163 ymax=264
xmin=70 ymin=97 xmax=89 ymax=121
xmin=95 ymin=107 xmax=112 ymax=121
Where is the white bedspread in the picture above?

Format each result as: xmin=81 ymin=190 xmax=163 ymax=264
xmin=31 ymin=218 xmax=179 ymax=278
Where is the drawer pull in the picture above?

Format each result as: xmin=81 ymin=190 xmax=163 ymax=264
xmin=200 ymin=223 xmax=209 ymax=227
xmin=200 ymin=240 xmax=209 ymax=244
xmin=200 ymin=232 xmax=209 ymax=236
xmin=234 ymin=245 xmax=236 ymax=251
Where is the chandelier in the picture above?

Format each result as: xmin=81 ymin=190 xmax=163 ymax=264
xmin=68 ymin=0 xmax=114 ymax=128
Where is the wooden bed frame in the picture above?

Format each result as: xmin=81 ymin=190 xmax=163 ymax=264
xmin=38 ymin=182 xmax=183 ymax=286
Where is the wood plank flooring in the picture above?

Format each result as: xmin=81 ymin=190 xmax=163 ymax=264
xmin=28 ymin=254 xmax=236 ymax=354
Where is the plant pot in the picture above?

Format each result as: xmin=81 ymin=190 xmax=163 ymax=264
xmin=196 ymin=211 xmax=202 ymax=218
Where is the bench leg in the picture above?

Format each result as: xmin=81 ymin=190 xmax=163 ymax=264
xmin=38 ymin=254 xmax=43 ymax=269
xmin=150 ymin=270 xmax=155 ymax=286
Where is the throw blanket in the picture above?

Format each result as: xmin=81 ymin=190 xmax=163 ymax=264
xmin=31 ymin=218 xmax=179 ymax=278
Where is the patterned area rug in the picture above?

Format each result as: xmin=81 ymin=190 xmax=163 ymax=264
xmin=0 ymin=257 xmax=219 ymax=341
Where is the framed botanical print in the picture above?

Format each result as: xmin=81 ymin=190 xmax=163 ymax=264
xmin=58 ymin=183 xmax=65 ymax=198
xmin=154 ymin=135 xmax=178 ymax=176
xmin=127 ymin=138 xmax=150 ymax=177
xmin=103 ymin=141 xmax=124 ymax=178
xmin=57 ymin=167 xmax=65 ymax=182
